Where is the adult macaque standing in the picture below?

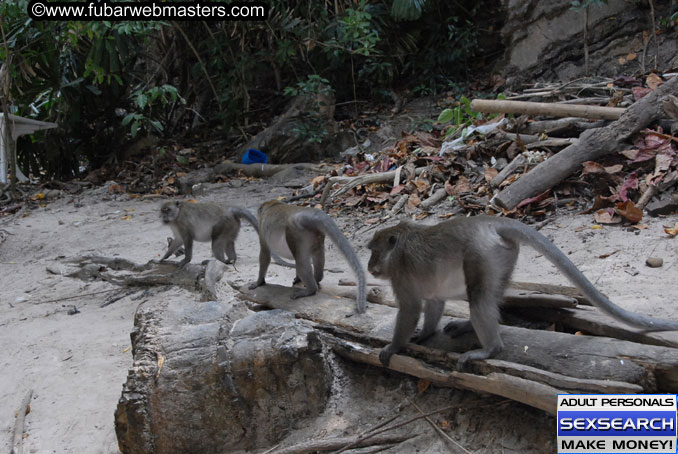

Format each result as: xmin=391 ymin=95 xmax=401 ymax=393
xmin=367 ymin=216 xmax=678 ymax=370
xmin=160 ymin=200 xmax=292 ymax=268
xmin=249 ymin=200 xmax=367 ymax=314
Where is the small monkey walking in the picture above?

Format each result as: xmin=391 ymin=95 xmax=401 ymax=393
xmin=159 ymin=200 xmax=292 ymax=268
xmin=249 ymin=200 xmax=367 ymax=314
xmin=367 ymin=216 xmax=678 ymax=370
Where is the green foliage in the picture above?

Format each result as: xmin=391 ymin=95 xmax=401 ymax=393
xmin=284 ymin=75 xmax=334 ymax=144
xmin=437 ymin=93 xmax=506 ymax=138
xmin=0 ymin=1 xmax=178 ymax=177
xmin=1 ymin=0 xmax=488 ymax=179
xmin=123 ymin=85 xmax=185 ymax=138
xmin=391 ymin=0 xmax=429 ymax=21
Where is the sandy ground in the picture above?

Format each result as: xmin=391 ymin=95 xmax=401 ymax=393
xmin=1 ymin=180 xmax=677 ymax=453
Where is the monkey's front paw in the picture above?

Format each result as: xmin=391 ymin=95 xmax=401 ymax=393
xmin=178 ymin=259 xmax=190 ymax=268
xmin=379 ymin=344 xmax=399 ymax=367
xmin=248 ymin=280 xmax=264 ymax=290
xmin=292 ymin=276 xmax=301 ymax=286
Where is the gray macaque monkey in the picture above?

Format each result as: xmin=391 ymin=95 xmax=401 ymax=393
xmin=160 ymin=200 xmax=292 ymax=268
xmin=248 ymin=200 xmax=367 ymax=314
xmin=367 ymin=216 xmax=678 ymax=370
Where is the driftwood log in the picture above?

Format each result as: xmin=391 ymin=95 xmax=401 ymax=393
xmin=470 ymin=99 xmax=625 ymax=120
xmin=491 ymin=76 xmax=678 ymax=210
xmin=238 ymin=283 xmax=678 ymax=415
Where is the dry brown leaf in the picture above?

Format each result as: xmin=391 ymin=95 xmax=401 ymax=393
xmin=646 ymin=73 xmax=664 ymax=90
xmin=632 ymin=86 xmax=652 ymax=101
xmin=604 ymin=164 xmax=623 ymax=174
xmin=664 ymin=224 xmax=678 ymax=238
xmin=626 ymin=52 xmax=637 ymax=61
xmin=364 ymin=217 xmax=381 ymax=225
xmin=615 ymin=201 xmax=643 ymax=224
xmin=581 ymin=161 xmax=606 ymax=174
xmin=310 ymin=175 xmax=326 ymax=188
xmin=414 ymin=212 xmax=429 ymax=220
xmin=594 ymin=209 xmax=622 ymax=224
xmin=484 ymin=167 xmax=499 ymax=182
xmin=448 ymin=176 xmax=473 ymax=194
xmin=408 ymin=193 xmax=421 ymax=208
xmin=632 ymin=224 xmax=649 ymax=230
xmin=417 ymin=379 xmax=431 ymax=393
xmin=414 ymin=178 xmax=430 ymax=194
xmin=599 ymin=250 xmax=619 ymax=259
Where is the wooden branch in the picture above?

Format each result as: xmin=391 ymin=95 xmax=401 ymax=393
xmin=11 ymin=389 xmax=32 ymax=454
xmin=490 ymin=154 xmax=526 ymax=187
xmin=327 ymin=337 xmax=560 ymax=415
xmin=320 ymin=167 xmax=426 ymax=207
xmin=419 ymin=188 xmax=448 ymax=210
xmin=390 ymin=194 xmax=409 ymax=214
xmin=492 ymin=76 xmax=678 ymax=210
xmin=511 ymin=117 xmax=608 ymax=136
xmin=471 ymin=99 xmax=625 ymax=120
xmin=526 ymin=138 xmax=578 ymax=149
xmin=269 ymin=433 xmax=415 ymax=454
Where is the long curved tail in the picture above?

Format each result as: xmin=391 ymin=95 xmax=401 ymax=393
xmin=297 ymin=210 xmax=367 ymax=313
xmin=231 ymin=207 xmax=295 ymax=268
xmin=497 ymin=220 xmax=678 ymax=331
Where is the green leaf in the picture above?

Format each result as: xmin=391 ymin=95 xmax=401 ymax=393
xmin=437 ymin=108 xmax=455 ymax=123
xmin=131 ymin=120 xmax=139 ymax=138
xmin=122 ymin=112 xmax=135 ymax=126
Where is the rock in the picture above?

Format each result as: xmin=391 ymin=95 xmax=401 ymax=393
xmin=177 ymin=168 xmax=215 ymax=194
xmin=646 ymin=196 xmax=678 ymax=217
xmin=646 ymin=257 xmax=663 ymax=268
xmin=499 ymin=0 xmax=678 ymax=86
xmin=242 ymin=94 xmax=346 ymax=163
xmin=115 ymin=291 xmax=330 ymax=454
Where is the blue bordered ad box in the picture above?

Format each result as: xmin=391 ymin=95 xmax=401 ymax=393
xmin=557 ymin=394 xmax=677 ymax=453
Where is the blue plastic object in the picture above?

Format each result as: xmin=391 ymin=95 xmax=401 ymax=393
xmin=242 ymin=148 xmax=268 ymax=164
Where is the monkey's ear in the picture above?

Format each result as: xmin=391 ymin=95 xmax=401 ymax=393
xmin=387 ymin=235 xmax=397 ymax=247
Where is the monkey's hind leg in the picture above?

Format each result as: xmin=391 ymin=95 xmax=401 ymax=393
xmin=411 ymin=299 xmax=444 ymax=343
xmin=455 ymin=253 xmax=514 ymax=371
xmin=178 ymin=237 xmax=193 ymax=268
xmin=311 ymin=234 xmax=325 ymax=285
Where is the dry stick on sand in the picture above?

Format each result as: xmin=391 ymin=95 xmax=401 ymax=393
xmin=11 ymin=389 xmax=33 ymax=454
xmin=407 ymin=397 xmax=472 ymax=454
xmin=320 ymin=167 xmax=427 ymax=207
xmin=334 ymin=404 xmax=460 ymax=454
xmin=491 ymin=75 xmax=678 ymax=210
xmin=266 ymin=434 xmax=415 ymax=454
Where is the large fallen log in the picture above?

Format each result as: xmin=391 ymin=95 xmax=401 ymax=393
xmin=491 ymin=76 xmax=678 ymax=210
xmin=237 ymin=283 xmax=678 ymax=414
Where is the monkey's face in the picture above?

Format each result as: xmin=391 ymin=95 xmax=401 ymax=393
xmin=367 ymin=229 xmax=398 ymax=279
xmin=160 ymin=201 xmax=181 ymax=224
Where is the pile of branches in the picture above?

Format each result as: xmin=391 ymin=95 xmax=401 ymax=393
xmin=315 ymin=75 xmax=678 ymax=226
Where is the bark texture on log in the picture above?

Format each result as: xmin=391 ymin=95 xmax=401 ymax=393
xmin=115 ymin=291 xmax=331 ymax=454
